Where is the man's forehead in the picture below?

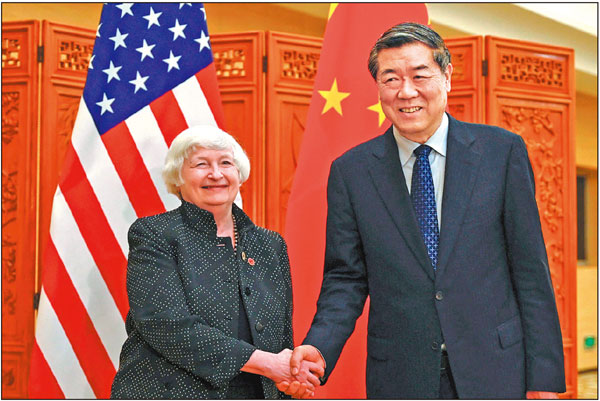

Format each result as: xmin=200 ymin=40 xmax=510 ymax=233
xmin=378 ymin=60 xmax=436 ymax=74
xmin=378 ymin=44 xmax=434 ymax=61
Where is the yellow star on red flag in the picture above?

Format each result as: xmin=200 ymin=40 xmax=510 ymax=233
xmin=367 ymin=100 xmax=387 ymax=127
xmin=319 ymin=78 xmax=350 ymax=116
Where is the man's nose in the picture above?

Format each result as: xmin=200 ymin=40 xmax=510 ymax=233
xmin=396 ymin=79 xmax=418 ymax=99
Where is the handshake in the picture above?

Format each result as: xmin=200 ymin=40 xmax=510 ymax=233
xmin=270 ymin=345 xmax=326 ymax=399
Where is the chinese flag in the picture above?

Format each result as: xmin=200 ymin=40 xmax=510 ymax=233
xmin=285 ymin=4 xmax=428 ymax=398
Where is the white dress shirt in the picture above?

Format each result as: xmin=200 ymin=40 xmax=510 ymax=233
xmin=393 ymin=112 xmax=448 ymax=229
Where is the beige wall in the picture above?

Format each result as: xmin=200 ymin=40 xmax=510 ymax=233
xmin=205 ymin=3 xmax=326 ymax=37
xmin=577 ymin=266 xmax=598 ymax=371
xmin=576 ymin=93 xmax=598 ymax=170
xmin=1 ymin=3 xmax=102 ymax=30
xmin=575 ymin=90 xmax=598 ymax=373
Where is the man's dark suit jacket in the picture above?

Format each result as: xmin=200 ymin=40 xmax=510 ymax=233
xmin=111 ymin=201 xmax=293 ymax=399
xmin=303 ymin=114 xmax=565 ymax=398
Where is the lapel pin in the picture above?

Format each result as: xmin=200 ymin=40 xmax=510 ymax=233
xmin=248 ymin=258 xmax=255 ymax=266
xmin=241 ymin=251 xmax=247 ymax=261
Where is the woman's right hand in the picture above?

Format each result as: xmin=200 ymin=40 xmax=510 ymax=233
xmin=242 ymin=349 xmax=323 ymax=398
xmin=269 ymin=349 xmax=323 ymax=388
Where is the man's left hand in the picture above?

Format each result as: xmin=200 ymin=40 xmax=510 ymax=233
xmin=526 ymin=391 xmax=559 ymax=399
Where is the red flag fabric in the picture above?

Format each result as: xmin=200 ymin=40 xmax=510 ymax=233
xmin=28 ymin=3 xmax=224 ymax=398
xmin=285 ymin=4 xmax=429 ymax=398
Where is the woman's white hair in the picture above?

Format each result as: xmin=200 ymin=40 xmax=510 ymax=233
xmin=162 ymin=125 xmax=250 ymax=197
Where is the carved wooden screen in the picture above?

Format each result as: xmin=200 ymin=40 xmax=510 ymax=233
xmin=265 ymin=32 xmax=321 ymax=234
xmin=1 ymin=20 xmax=94 ymax=398
xmin=1 ymin=20 xmax=40 ymax=399
xmin=445 ymin=36 xmax=484 ymax=123
xmin=211 ymin=32 xmax=266 ymax=227
xmin=485 ymin=36 xmax=577 ymax=398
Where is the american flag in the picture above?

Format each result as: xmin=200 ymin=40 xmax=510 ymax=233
xmin=28 ymin=3 xmax=224 ymax=398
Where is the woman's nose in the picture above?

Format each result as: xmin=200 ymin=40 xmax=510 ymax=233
xmin=208 ymin=164 xmax=224 ymax=178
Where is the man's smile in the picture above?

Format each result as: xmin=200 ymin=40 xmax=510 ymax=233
xmin=399 ymin=106 xmax=423 ymax=113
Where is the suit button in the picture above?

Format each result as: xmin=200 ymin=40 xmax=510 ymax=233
xmin=244 ymin=287 xmax=251 ymax=296
xmin=435 ymin=291 xmax=443 ymax=301
xmin=431 ymin=341 xmax=439 ymax=350
xmin=255 ymin=322 xmax=264 ymax=332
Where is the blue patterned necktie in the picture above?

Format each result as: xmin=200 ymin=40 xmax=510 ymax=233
xmin=411 ymin=145 xmax=439 ymax=269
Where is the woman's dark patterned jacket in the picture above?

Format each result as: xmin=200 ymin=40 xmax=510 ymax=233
xmin=111 ymin=200 xmax=293 ymax=399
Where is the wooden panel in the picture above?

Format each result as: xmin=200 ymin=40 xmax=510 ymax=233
xmin=445 ymin=36 xmax=484 ymax=123
xmin=447 ymin=91 xmax=478 ymax=123
xmin=266 ymin=31 xmax=321 ymax=234
xmin=486 ymin=36 xmax=577 ymax=398
xmin=212 ymin=32 xmax=265 ymax=226
xmin=38 ymin=21 xmax=95 ymax=292
xmin=1 ymin=20 xmax=40 ymax=399
xmin=487 ymin=37 xmax=572 ymax=99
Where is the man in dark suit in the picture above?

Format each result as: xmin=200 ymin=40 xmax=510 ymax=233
xmin=282 ymin=23 xmax=566 ymax=399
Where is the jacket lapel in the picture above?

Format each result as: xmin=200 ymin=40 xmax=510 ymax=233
xmin=367 ymin=127 xmax=435 ymax=281
xmin=436 ymin=116 xmax=482 ymax=278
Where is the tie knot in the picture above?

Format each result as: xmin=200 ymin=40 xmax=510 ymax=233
xmin=414 ymin=144 xmax=432 ymax=158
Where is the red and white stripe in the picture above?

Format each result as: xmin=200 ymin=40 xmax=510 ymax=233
xmin=31 ymin=70 xmax=225 ymax=398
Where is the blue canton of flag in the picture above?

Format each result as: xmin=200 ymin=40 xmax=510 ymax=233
xmin=85 ymin=3 xmax=213 ymax=134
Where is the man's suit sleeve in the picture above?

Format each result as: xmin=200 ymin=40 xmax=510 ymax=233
xmin=126 ymin=219 xmax=256 ymax=389
xmin=303 ymin=160 xmax=369 ymax=382
xmin=503 ymin=135 xmax=566 ymax=392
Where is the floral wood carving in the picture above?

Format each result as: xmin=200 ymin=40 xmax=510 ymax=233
xmin=2 ymin=288 xmax=16 ymax=315
xmin=280 ymin=109 xmax=306 ymax=223
xmin=59 ymin=40 xmax=93 ymax=72
xmin=1 ymin=240 xmax=17 ymax=284
xmin=2 ymin=92 xmax=20 ymax=145
xmin=547 ymin=241 xmax=564 ymax=294
xmin=214 ymin=47 xmax=246 ymax=78
xmin=2 ymin=170 xmax=17 ymax=218
xmin=281 ymin=50 xmax=319 ymax=81
xmin=500 ymin=52 xmax=565 ymax=89
xmin=500 ymin=105 xmax=564 ymax=279
xmin=2 ymin=169 xmax=18 ymax=286
xmin=57 ymin=96 xmax=80 ymax=149
xmin=448 ymin=103 xmax=465 ymax=117
xmin=1 ymin=38 xmax=21 ymax=68
xmin=450 ymin=51 xmax=465 ymax=81
xmin=1 ymin=367 xmax=15 ymax=388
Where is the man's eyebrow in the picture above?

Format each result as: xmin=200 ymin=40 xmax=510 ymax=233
xmin=413 ymin=64 xmax=431 ymax=71
xmin=379 ymin=64 xmax=433 ymax=75
xmin=379 ymin=68 xmax=396 ymax=76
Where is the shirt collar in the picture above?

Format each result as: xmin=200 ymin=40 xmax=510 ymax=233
xmin=393 ymin=112 xmax=449 ymax=166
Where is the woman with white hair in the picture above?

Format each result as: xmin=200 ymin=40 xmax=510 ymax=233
xmin=111 ymin=125 xmax=322 ymax=399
